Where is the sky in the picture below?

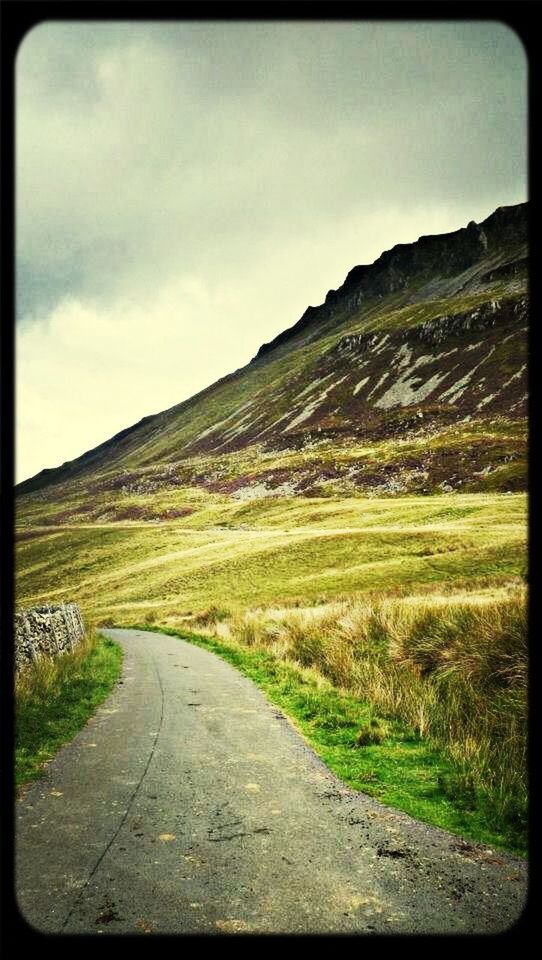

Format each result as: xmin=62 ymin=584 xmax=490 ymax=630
xmin=16 ymin=20 xmax=527 ymax=482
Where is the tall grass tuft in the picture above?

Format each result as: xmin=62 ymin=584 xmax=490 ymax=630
xmin=15 ymin=626 xmax=123 ymax=787
xmin=15 ymin=626 xmax=99 ymax=707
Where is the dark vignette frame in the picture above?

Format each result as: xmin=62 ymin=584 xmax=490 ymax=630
xmin=1 ymin=0 xmax=537 ymax=949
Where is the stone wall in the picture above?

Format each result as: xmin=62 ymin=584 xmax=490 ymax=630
xmin=15 ymin=603 xmax=85 ymax=672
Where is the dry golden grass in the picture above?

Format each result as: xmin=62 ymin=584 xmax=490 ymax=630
xmin=15 ymin=622 xmax=98 ymax=706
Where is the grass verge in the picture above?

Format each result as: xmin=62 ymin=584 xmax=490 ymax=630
xmin=15 ymin=631 xmax=123 ymax=789
xmin=129 ymin=623 xmax=526 ymax=857
xmin=220 ymin=590 xmax=528 ymax=840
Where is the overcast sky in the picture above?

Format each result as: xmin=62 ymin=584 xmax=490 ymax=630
xmin=16 ymin=20 xmax=527 ymax=482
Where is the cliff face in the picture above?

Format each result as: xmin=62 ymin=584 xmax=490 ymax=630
xmin=254 ymin=203 xmax=527 ymax=361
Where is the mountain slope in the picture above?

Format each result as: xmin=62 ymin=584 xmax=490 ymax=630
xmin=17 ymin=202 xmax=527 ymax=513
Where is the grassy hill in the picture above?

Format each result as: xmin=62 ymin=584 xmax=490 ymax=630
xmin=16 ymin=492 xmax=526 ymax=622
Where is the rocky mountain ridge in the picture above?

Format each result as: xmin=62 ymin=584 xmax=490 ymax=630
xmin=254 ymin=203 xmax=527 ymax=361
xmin=17 ymin=202 xmax=528 ymax=504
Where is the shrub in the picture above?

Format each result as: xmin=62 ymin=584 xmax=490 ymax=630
xmin=194 ymin=604 xmax=231 ymax=627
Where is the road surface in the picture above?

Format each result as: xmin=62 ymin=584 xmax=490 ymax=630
xmin=16 ymin=628 xmax=527 ymax=934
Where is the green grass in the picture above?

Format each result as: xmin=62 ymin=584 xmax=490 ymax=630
xmin=130 ymin=624 xmax=527 ymax=857
xmin=15 ymin=632 xmax=123 ymax=788
xmin=15 ymin=492 xmax=527 ymax=622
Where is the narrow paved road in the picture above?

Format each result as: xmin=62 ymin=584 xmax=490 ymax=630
xmin=16 ymin=628 xmax=527 ymax=935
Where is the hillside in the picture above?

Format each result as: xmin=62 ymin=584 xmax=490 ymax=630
xmin=16 ymin=202 xmax=528 ymax=622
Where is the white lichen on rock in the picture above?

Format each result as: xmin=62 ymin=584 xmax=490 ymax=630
xmin=477 ymin=392 xmax=497 ymax=410
xmin=373 ymin=352 xmax=446 ymax=409
xmin=231 ymin=480 xmax=298 ymax=501
xmin=193 ymin=399 xmax=254 ymax=442
xmin=501 ymin=363 xmax=526 ymax=390
xmin=372 ymin=333 xmax=390 ymax=355
xmin=439 ymin=347 xmax=496 ymax=404
xmin=375 ymin=370 xmax=448 ymax=409
xmin=394 ymin=343 xmax=413 ymax=371
xmin=293 ymin=373 xmax=335 ymax=402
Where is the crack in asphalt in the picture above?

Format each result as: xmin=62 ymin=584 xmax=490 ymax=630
xmin=60 ymin=650 xmax=165 ymax=931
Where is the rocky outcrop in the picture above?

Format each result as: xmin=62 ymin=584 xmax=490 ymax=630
xmin=253 ymin=203 xmax=527 ymax=362
xmin=15 ymin=603 xmax=85 ymax=672
xmin=411 ymin=296 xmax=528 ymax=346
xmin=334 ymin=295 xmax=527 ymax=355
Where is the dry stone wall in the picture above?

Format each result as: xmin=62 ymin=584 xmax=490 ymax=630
xmin=15 ymin=603 xmax=85 ymax=672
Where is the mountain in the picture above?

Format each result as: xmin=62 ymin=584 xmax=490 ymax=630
xmin=17 ymin=202 xmax=527 ymax=511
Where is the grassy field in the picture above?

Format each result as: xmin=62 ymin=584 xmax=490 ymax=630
xmin=15 ymin=631 xmax=123 ymax=788
xmin=16 ymin=491 xmax=527 ymax=624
